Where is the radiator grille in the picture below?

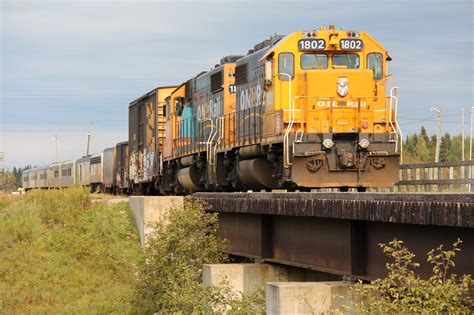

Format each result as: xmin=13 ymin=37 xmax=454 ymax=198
xmin=185 ymin=80 xmax=193 ymax=101
xmin=210 ymin=71 xmax=223 ymax=93
xmin=235 ymin=64 xmax=248 ymax=85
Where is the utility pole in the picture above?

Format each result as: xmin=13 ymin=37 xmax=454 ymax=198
xmin=461 ymin=108 xmax=465 ymax=161
xmin=461 ymin=108 xmax=465 ymax=192
xmin=431 ymin=107 xmax=442 ymax=163
xmin=0 ymin=152 xmax=4 ymax=193
xmin=86 ymin=131 xmax=92 ymax=156
xmin=53 ymin=135 xmax=58 ymax=161
xmin=470 ymin=107 xmax=474 ymax=161
xmin=470 ymin=107 xmax=473 ymax=192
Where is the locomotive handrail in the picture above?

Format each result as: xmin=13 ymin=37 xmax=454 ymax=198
xmin=280 ymin=72 xmax=294 ymax=168
xmin=159 ymin=153 xmax=163 ymax=175
xmin=389 ymin=87 xmax=403 ymax=161
xmin=212 ymin=116 xmax=225 ymax=169
xmin=202 ymin=118 xmax=216 ymax=166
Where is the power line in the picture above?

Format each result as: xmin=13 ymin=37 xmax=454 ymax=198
xmin=2 ymin=119 xmax=127 ymax=125
xmin=398 ymin=113 xmax=463 ymax=120
xmin=399 ymin=119 xmax=463 ymax=126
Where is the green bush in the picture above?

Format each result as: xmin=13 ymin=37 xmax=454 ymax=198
xmin=0 ymin=188 xmax=142 ymax=313
xmin=133 ymin=197 xmax=265 ymax=314
xmin=351 ymin=238 xmax=473 ymax=314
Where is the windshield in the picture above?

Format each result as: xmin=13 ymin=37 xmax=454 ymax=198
xmin=301 ymin=54 xmax=328 ymax=69
xmin=367 ymin=53 xmax=383 ymax=80
xmin=332 ymin=53 xmax=360 ymax=69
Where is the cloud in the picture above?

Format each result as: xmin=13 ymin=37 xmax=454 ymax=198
xmin=1 ymin=0 xmax=473 ymax=167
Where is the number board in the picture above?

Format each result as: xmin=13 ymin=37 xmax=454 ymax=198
xmin=298 ymin=39 xmax=326 ymax=51
xmin=340 ymin=39 xmax=363 ymax=50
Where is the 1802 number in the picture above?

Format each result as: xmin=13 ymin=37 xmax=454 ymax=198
xmin=340 ymin=39 xmax=363 ymax=50
xmin=298 ymin=39 xmax=326 ymax=51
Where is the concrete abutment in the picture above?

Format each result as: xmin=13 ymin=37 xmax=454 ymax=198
xmin=129 ymin=196 xmax=183 ymax=246
xmin=203 ymin=263 xmax=353 ymax=314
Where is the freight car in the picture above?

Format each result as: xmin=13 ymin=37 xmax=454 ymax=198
xmin=129 ymin=86 xmax=176 ymax=194
xmin=114 ymin=141 xmax=130 ymax=194
xmin=103 ymin=147 xmax=115 ymax=193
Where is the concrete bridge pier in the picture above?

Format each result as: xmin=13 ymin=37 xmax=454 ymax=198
xmin=202 ymin=263 xmax=288 ymax=295
xmin=202 ymin=263 xmax=354 ymax=314
xmin=266 ymin=281 xmax=353 ymax=314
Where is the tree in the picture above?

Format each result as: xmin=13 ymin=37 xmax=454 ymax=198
xmin=12 ymin=167 xmax=22 ymax=188
xmin=413 ymin=136 xmax=430 ymax=162
xmin=439 ymin=133 xmax=453 ymax=162
xmin=350 ymin=239 xmax=472 ymax=314
xmin=429 ymin=134 xmax=437 ymax=161
xmin=404 ymin=134 xmax=419 ymax=163
xmin=420 ymin=126 xmax=430 ymax=145
xmin=133 ymin=198 xmax=264 ymax=313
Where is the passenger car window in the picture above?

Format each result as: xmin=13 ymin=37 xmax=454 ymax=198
xmin=367 ymin=53 xmax=383 ymax=80
xmin=301 ymin=54 xmax=328 ymax=69
xmin=278 ymin=53 xmax=294 ymax=80
xmin=332 ymin=53 xmax=360 ymax=69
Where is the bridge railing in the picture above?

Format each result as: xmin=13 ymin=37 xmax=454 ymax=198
xmin=374 ymin=160 xmax=474 ymax=193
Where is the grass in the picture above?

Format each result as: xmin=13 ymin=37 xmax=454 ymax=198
xmin=0 ymin=187 xmax=142 ymax=313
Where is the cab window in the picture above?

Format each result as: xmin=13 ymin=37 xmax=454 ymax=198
xmin=332 ymin=53 xmax=360 ymax=69
xmin=278 ymin=53 xmax=294 ymax=80
xmin=164 ymin=100 xmax=169 ymax=118
xmin=367 ymin=53 xmax=383 ymax=80
xmin=301 ymin=54 xmax=328 ymax=69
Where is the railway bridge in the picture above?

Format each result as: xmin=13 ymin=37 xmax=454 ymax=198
xmin=193 ymin=192 xmax=474 ymax=280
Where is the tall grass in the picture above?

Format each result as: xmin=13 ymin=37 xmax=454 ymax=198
xmin=0 ymin=188 xmax=142 ymax=313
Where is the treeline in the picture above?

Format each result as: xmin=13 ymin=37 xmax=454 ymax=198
xmin=403 ymin=126 xmax=470 ymax=163
xmin=0 ymin=166 xmax=32 ymax=191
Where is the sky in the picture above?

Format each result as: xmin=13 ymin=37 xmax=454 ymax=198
xmin=1 ymin=0 xmax=473 ymax=169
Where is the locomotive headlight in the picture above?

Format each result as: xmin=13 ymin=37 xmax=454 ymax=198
xmin=322 ymin=138 xmax=334 ymax=149
xmin=358 ymin=138 xmax=370 ymax=149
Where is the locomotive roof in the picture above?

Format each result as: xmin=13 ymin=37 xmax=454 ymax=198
xmin=129 ymin=85 xmax=178 ymax=107
xmin=247 ymin=34 xmax=285 ymax=55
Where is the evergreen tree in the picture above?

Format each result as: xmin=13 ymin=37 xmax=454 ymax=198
xmin=414 ymin=136 xmax=430 ymax=162
xmin=439 ymin=133 xmax=453 ymax=162
xmin=420 ymin=126 xmax=430 ymax=145
xmin=429 ymin=134 xmax=437 ymax=161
